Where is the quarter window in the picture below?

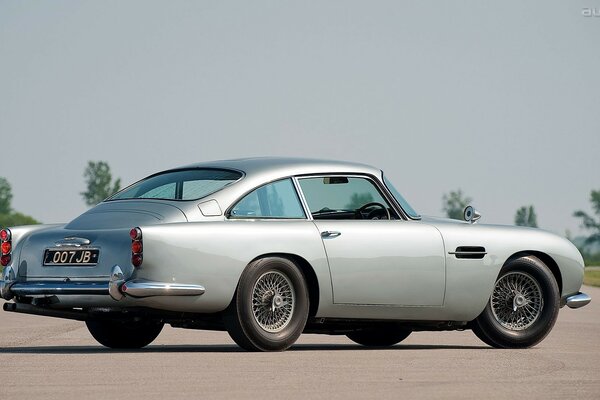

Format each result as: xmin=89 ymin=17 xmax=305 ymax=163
xmin=230 ymin=179 xmax=306 ymax=219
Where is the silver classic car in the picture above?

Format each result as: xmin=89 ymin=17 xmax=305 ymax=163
xmin=0 ymin=157 xmax=591 ymax=351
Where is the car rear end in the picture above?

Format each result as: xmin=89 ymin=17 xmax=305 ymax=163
xmin=1 ymin=222 xmax=207 ymax=315
xmin=1 ymin=224 xmax=135 ymax=301
xmin=1 ymin=167 xmax=244 ymax=313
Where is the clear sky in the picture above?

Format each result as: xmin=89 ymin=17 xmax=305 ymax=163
xmin=1 ymin=1 xmax=599 ymax=236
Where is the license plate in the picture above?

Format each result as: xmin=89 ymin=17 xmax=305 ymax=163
xmin=43 ymin=249 xmax=100 ymax=266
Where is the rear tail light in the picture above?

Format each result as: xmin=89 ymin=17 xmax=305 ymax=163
xmin=131 ymin=254 xmax=143 ymax=267
xmin=130 ymin=227 xmax=142 ymax=240
xmin=131 ymin=240 xmax=143 ymax=254
xmin=0 ymin=229 xmax=10 ymax=242
xmin=1 ymin=228 xmax=11 ymax=267
xmin=130 ymin=227 xmax=143 ymax=267
xmin=0 ymin=255 xmax=10 ymax=266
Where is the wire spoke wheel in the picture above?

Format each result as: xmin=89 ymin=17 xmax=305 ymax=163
xmin=252 ymin=271 xmax=295 ymax=333
xmin=225 ymin=257 xmax=309 ymax=351
xmin=473 ymin=256 xmax=559 ymax=348
xmin=490 ymin=271 xmax=543 ymax=331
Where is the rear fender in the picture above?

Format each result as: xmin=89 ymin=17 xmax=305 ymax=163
xmin=137 ymin=220 xmax=331 ymax=314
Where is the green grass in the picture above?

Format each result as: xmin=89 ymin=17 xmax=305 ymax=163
xmin=584 ymin=268 xmax=600 ymax=287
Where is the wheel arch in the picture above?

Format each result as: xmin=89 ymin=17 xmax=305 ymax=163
xmin=504 ymin=251 xmax=563 ymax=294
xmin=248 ymin=252 xmax=320 ymax=318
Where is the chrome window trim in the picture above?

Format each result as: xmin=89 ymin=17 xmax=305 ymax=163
xmin=292 ymin=176 xmax=314 ymax=221
xmin=380 ymin=172 xmax=420 ymax=220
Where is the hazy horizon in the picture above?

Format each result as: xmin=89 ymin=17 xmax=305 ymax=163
xmin=1 ymin=1 xmax=599 ymax=237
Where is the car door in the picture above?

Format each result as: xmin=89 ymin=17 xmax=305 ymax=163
xmin=297 ymin=175 xmax=446 ymax=306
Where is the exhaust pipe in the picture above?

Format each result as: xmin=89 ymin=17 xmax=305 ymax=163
xmin=3 ymin=302 xmax=88 ymax=321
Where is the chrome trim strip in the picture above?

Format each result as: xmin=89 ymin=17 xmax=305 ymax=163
xmin=121 ymin=280 xmax=206 ymax=298
xmin=10 ymin=281 xmax=110 ymax=296
xmin=566 ymin=292 xmax=591 ymax=309
xmin=2 ymin=273 xmax=205 ymax=300
xmin=292 ymin=176 xmax=313 ymax=221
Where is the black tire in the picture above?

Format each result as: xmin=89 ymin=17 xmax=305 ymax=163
xmin=224 ymin=256 xmax=309 ymax=352
xmin=347 ymin=327 xmax=412 ymax=347
xmin=86 ymin=319 xmax=164 ymax=349
xmin=472 ymin=256 xmax=559 ymax=349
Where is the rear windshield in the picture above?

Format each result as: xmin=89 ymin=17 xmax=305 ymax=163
xmin=108 ymin=168 xmax=243 ymax=201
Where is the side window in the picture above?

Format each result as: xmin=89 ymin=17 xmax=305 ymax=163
xmin=230 ymin=179 xmax=306 ymax=219
xmin=298 ymin=176 xmax=396 ymax=220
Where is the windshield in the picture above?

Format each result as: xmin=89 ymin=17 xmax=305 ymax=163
xmin=108 ymin=168 xmax=243 ymax=201
xmin=382 ymin=175 xmax=420 ymax=218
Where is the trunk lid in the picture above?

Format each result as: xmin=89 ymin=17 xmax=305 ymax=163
xmin=16 ymin=201 xmax=186 ymax=280
xmin=17 ymin=226 xmax=135 ymax=279
xmin=65 ymin=200 xmax=187 ymax=229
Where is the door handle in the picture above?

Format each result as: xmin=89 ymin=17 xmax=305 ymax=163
xmin=321 ymin=231 xmax=341 ymax=238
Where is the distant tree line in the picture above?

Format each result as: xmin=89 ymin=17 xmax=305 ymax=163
xmin=515 ymin=205 xmax=537 ymax=228
xmin=0 ymin=177 xmax=39 ymax=227
xmin=442 ymin=189 xmax=471 ymax=220
xmin=0 ymin=160 xmax=121 ymax=228
xmin=80 ymin=161 xmax=121 ymax=206
xmin=573 ymin=189 xmax=600 ymax=262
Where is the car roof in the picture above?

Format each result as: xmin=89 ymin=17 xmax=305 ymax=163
xmin=180 ymin=157 xmax=382 ymax=179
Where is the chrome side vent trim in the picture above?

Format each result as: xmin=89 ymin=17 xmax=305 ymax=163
xmin=449 ymin=246 xmax=487 ymax=259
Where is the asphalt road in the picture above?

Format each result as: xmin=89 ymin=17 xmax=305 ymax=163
xmin=1 ymin=286 xmax=598 ymax=400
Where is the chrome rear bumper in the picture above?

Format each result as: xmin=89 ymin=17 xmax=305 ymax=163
xmin=565 ymin=292 xmax=591 ymax=309
xmin=1 ymin=265 xmax=205 ymax=301
xmin=11 ymin=281 xmax=110 ymax=296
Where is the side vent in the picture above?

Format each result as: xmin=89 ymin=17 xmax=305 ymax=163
xmin=450 ymin=246 xmax=487 ymax=259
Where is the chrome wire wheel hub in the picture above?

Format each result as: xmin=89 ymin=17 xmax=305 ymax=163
xmin=252 ymin=271 xmax=295 ymax=333
xmin=491 ymin=271 xmax=543 ymax=331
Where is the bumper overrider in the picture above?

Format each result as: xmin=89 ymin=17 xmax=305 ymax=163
xmin=563 ymin=292 xmax=592 ymax=309
xmin=0 ymin=265 xmax=205 ymax=301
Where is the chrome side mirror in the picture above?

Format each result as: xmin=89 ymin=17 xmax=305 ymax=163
xmin=463 ymin=206 xmax=481 ymax=224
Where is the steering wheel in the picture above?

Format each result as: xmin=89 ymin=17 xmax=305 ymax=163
xmin=357 ymin=202 xmax=391 ymax=220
